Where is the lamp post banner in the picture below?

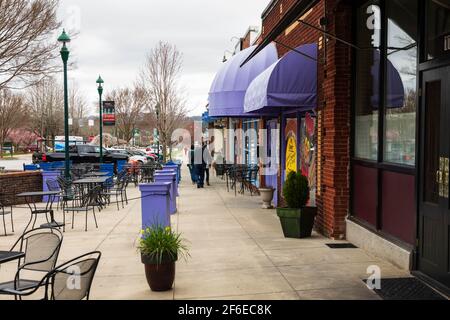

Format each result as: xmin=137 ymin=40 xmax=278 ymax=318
xmin=103 ymin=101 xmax=116 ymax=126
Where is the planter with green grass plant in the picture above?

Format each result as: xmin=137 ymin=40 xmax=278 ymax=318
xmin=138 ymin=225 xmax=189 ymax=291
xmin=277 ymin=171 xmax=317 ymax=238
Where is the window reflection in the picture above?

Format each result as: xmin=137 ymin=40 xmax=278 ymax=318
xmin=384 ymin=0 xmax=417 ymax=166
xmin=354 ymin=1 xmax=380 ymax=161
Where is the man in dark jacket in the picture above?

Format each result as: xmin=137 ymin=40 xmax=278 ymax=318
xmin=188 ymin=144 xmax=196 ymax=184
xmin=194 ymin=143 xmax=206 ymax=188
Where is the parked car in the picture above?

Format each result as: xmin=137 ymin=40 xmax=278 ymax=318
xmin=38 ymin=144 xmax=129 ymax=164
xmin=146 ymin=145 xmax=162 ymax=155
xmin=108 ymin=148 xmax=155 ymax=164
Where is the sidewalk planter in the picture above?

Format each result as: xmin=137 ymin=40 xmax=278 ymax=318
xmin=277 ymin=171 xmax=316 ymax=238
xmin=139 ymin=182 xmax=172 ymax=228
xmin=276 ymin=207 xmax=317 ymax=238
xmin=141 ymin=252 xmax=177 ymax=292
xmin=154 ymin=172 xmax=177 ymax=214
xmin=163 ymin=164 xmax=181 ymax=184
xmin=259 ymin=187 xmax=275 ymax=209
xmin=156 ymin=169 xmax=179 ymax=196
xmin=138 ymin=226 xmax=189 ymax=292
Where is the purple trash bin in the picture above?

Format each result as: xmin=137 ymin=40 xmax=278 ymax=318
xmin=139 ymin=182 xmax=171 ymax=229
xmin=42 ymin=171 xmax=61 ymax=202
xmin=154 ymin=172 xmax=177 ymax=214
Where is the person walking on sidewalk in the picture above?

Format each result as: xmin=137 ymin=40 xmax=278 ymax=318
xmin=194 ymin=143 xmax=206 ymax=188
xmin=188 ymin=144 xmax=196 ymax=185
xmin=204 ymin=141 xmax=213 ymax=186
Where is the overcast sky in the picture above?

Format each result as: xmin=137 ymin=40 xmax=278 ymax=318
xmin=56 ymin=0 xmax=269 ymax=117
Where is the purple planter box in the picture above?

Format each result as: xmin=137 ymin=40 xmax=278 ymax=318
xmin=154 ymin=172 xmax=177 ymax=214
xmin=163 ymin=165 xmax=180 ymax=184
xmin=139 ymin=182 xmax=171 ymax=229
xmin=155 ymin=169 xmax=179 ymax=197
xmin=42 ymin=171 xmax=61 ymax=202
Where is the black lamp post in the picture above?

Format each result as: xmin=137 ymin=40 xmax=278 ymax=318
xmin=58 ymin=29 xmax=71 ymax=180
xmin=96 ymin=75 xmax=104 ymax=163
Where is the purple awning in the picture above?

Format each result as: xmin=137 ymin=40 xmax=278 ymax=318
xmin=208 ymin=44 xmax=278 ymax=117
xmin=244 ymin=43 xmax=317 ymax=114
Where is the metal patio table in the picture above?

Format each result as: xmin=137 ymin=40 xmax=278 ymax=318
xmin=16 ymin=191 xmax=64 ymax=231
xmin=73 ymin=176 xmax=112 ymax=209
xmin=0 ymin=251 xmax=25 ymax=265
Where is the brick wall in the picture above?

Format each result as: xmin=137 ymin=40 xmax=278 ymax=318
xmin=0 ymin=171 xmax=43 ymax=205
xmin=262 ymin=0 xmax=352 ymax=239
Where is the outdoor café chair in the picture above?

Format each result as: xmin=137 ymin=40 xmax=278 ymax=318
xmin=46 ymin=179 xmax=63 ymax=210
xmin=0 ymin=228 xmax=63 ymax=300
xmin=0 ymin=194 xmax=14 ymax=236
xmin=57 ymin=176 xmax=81 ymax=209
xmin=101 ymin=175 xmax=128 ymax=211
xmin=1 ymin=251 xmax=101 ymax=300
xmin=62 ymin=186 xmax=101 ymax=232
xmin=243 ymin=167 xmax=260 ymax=196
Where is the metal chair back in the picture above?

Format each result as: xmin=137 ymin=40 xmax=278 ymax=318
xmin=12 ymin=228 xmax=63 ymax=273
xmin=48 ymin=251 xmax=101 ymax=300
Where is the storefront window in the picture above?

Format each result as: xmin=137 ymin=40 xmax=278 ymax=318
xmin=427 ymin=0 xmax=450 ymax=61
xmin=384 ymin=0 xmax=417 ymax=166
xmin=354 ymin=1 xmax=380 ymax=161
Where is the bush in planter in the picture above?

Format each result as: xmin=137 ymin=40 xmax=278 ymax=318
xmin=138 ymin=225 xmax=189 ymax=291
xmin=277 ymin=172 xmax=316 ymax=238
xmin=283 ymin=171 xmax=309 ymax=209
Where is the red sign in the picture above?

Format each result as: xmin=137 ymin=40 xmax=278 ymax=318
xmin=103 ymin=114 xmax=115 ymax=124
xmin=102 ymin=101 xmax=116 ymax=126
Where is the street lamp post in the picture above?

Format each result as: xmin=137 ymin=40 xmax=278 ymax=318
xmin=96 ymin=76 xmax=104 ymax=163
xmin=58 ymin=29 xmax=71 ymax=180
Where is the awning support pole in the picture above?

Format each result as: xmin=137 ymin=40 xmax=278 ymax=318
xmin=298 ymin=19 xmax=361 ymax=50
xmin=273 ymin=40 xmax=319 ymax=63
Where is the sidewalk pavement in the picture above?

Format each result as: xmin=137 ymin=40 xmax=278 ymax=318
xmin=0 ymin=167 xmax=410 ymax=300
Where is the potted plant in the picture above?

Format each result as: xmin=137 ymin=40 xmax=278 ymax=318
xmin=259 ymin=181 xmax=275 ymax=209
xmin=138 ymin=225 xmax=189 ymax=291
xmin=277 ymin=171 xmax=317 ymax=238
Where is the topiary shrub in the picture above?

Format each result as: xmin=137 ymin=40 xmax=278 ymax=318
xmin=282 ymin=171 xmax=310 ymax=209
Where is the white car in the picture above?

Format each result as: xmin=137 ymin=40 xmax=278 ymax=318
xmin=108 ymin=148 xmax=150 ymax=164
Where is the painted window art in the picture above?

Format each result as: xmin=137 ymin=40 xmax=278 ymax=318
xmin=284 ymin=118 xmax=298 ymax=177
xmin=301 ymin=113 xmax=316 ymax=206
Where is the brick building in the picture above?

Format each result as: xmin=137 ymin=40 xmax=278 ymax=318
xmin=208 ymin=0 xmax=450 ymax=292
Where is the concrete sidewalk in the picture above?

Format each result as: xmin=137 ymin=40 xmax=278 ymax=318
xmin=0 ymin=168 xmax=410 ymax=300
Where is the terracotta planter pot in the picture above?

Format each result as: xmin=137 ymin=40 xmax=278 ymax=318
xmin=141 ymin=253 xmax=177 ymax=292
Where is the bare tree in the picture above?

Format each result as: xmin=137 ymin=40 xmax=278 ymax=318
xmin=105 ymin=85 xmax=148 ymax=143
xmin=0 ymin=89 xmax=24 ymax=157
xmin=140 ymin=41 xmax=189 ymax=161
xmin=25 ymin=78 xmax=64 ymax=145
xmin=69 ymin=82 xmax=88 ymax=136
xmin=0 ymin=0 xmax=61 ymax=90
